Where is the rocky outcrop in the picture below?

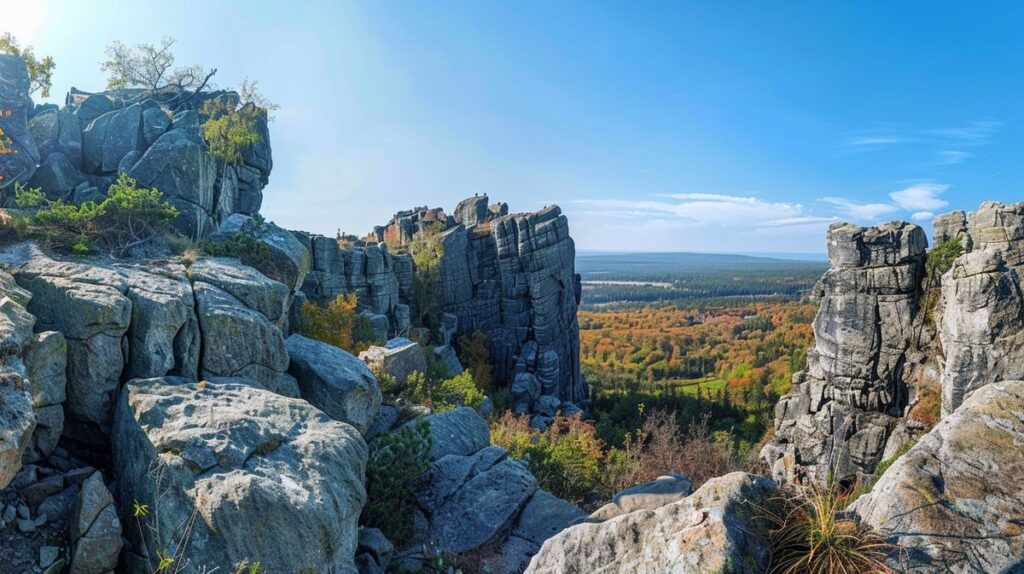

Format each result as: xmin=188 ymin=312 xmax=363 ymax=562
xmin=112 ymin=376 xmax=368 ymax=574
xmin=286 ymin=334 xmax=383 ymax=433
xmin=211 ymin=214 xmax=310 ymax=291
xmin=23 ymin=331 xmax=67 ymax=462
xmin=587 ymin=473 xmax=692 ymax=523
xmin=851 ymin=380 xmax=1024 ymax=574
xmin=297 ymin=197 xmax=587 ymax=415
xmin=0 ymin=55 xmax=42 ymax=192
xmin=0 ymin=371 xmax=34 ymax=489
xmin=762 ymin=221 xmax=927 ymax=485
xmin=358 ymin=338 xmax=428 ymax=386
xmin=525 ymin=472 xmax=775 ymax=574
xmin=411 ymin=406 xmax=491 ymax=462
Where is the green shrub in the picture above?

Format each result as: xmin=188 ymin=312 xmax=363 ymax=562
xmin=408 ymin=223 xmax=445 ymax=329
xmin=925 ymin=238 xmax=964 ymax=279
xmin=21 ymin=174 xmax=178 ymax=256
xmin=490 ymin=412 xmax=607 ymax=504
xmin=406 ymin=369 xmax=486 ymax=412
xmin=361 ymin=418 xmax=433 ymax=545
xmin=457 ymin=330 xmax=493 ymax=393
xmin=200 ymin=213 xmax=271 ymax=264
xmin=200 ymin=97 xmax=264 ymax=164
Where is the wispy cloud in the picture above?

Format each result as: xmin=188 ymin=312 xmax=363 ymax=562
xmin=822 ymin=197 xmax=900 ymax=220
xmin=911 ymin=211 xmax=935 ymax=222
xmin=840 ymin=119 xmax=1002 ymax=162
xmin=935 ymin=150 xmax=972 ymax=165
xmin=573 ymin=193 xmax=805 ymax=228
xmin=889 ymin=183 xmax=949 ymax=211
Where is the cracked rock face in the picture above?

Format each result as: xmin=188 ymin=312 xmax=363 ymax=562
xmin=851 ymin=380 xmax=1024 ymax=574
xmin=524 ymin=472 xmax=774 ymax=574
xmin=112 ymin=377 xmax=368 ymax=574
xmin=762 ymin=221 xmax=927 ymax=485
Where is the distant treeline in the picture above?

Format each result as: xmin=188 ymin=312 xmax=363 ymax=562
xmin=577 ymin=252 xmax=826 ymax=308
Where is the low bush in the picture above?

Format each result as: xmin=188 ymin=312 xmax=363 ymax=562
xmin=18 ymin=175 xmax=178 ymax=256
xmin=199 ymin=214 xmax=271 ymax=267
xmin=297 ymin=293 xmax=378 ymax=354
xmin=406 ymin=369 xmax=486 ymax=412
xmin=361 ymin=418 xmax=433 ymax=545
xmin=757 ymin=481 xmax=895 ymax=574
xmin=925 ymin=238 xmax=964 ymax=279
xmin=908 ymin=385 xmax=941 ymax=430
xmin=490 ymin=412 xmax=606 ymax=504
xmin=200 ymin=91 xmax=267 ymax=164
xmin=606 ymin=409 xmax=745 ymax=493
xmin=457 ymin=330 xmax=493 ymax=393
xmin=408 ymin=223 xmax=445 ymax=328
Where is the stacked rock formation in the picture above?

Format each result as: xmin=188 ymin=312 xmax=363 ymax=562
xmin=0 ymin=54 xmax=271 ymax=240
xmin=297 ymin=196 xmax=588 ymax=415
xmin=761 ymin=221 xmax=927 ymax=485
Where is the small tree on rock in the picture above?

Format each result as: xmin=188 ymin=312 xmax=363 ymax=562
xmin=0 ymin=33 xmax=55 ymax=97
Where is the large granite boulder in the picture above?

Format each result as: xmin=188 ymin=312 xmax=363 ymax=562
xmin=490 ymin=489 xmax=587 ymax=574
xmin=358 ymin=338 xmax=428 ymax=387
xmin=29 ymin=108 xmax=83 ymax=170
xmin=112 ymin=377 xmax=368 ymax=574
xmin=211 ymin=215 xmax=310 ymax=291
xmin=189 ymin=257 xmax=290 ymax=324
xmin=0 ymin=55 xmax=41 ymax=193
xmin=525 ymin=472 xmax=775 ymax=574
xmin=119 ymin=264 xmax=200 ymax=381
xmin=851 ymin=380 xmax=1024 ymax=573
xmin=587 ymin=473 xmax=692 ymax=523
xmin=408 ymin=407 xmax=490 ymax=461
xmin=126 ymin=127 xmax=218 ymax=238
xmin=453 ymin=195 xmax=490 ymax=228
xmin=762 ymin=221 xmax=927 ymax=485
xmin=938 ymin=248 xmax=1024 ymax=416
xmin=81 ymin=103 xmax=145 ymax=174
xmin=27 ymin=152 xmax=81 ymax=200
xmin=285 ymin=334 xmax=382 ymax=433
xmin=966 ymin=201 xmax=1024 ymax=268
xmin=193 ymin=281 xmax=297 ymax=397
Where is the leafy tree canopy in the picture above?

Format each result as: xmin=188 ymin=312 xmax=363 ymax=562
xmin=0 ymin=33 xmax=56 ymax=98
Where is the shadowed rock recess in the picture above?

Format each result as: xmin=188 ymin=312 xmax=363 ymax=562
xmin=3 ymin=49 xmax=1024 ymax=573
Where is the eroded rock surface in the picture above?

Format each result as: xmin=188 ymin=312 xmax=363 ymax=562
xmin=112 ymin=376 xmax=368 ymax=574
xmin=851 ymin=380 xmax=1024 ymax=574
xmin=762 ymin=222 xmax=927 ymax=485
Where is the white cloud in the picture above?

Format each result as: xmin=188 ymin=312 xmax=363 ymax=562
xmin=889 ymin=183 xmax=949 ymax=211
xmin=821 ymin=198 xmax=900 ymax=221
xmin=846 ymin=136 xmax=912 ymax=147
xmin=936 ymin=150 xmax=972 ymax=165
xmin=924 ymin=119 xmax=1003 ymax=146
xmin=912 ymin=211 xmax=935 ymax=222
xmin=574 ymin=194 xmax=802 ymax=227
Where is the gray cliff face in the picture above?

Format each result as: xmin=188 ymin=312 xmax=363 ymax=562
xmin=762 ymin=221 xmax=927 ymax=485
xmin=297 ymin=197 xmax=588 ymax=412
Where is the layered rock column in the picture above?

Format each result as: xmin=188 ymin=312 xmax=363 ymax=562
xmin=761 ymin=221 xmax=927 ymax=485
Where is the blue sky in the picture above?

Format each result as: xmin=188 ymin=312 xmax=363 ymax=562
xmin=7 ymin=1 xmax=1024 ymax=253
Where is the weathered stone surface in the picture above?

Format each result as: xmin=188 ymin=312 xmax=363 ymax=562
xmin=966 ymin=201 xmax=1024 ymax=268
xmin=938 ymin=248 xmax=1024 ymax=416
xmin=358 ymin=339 xmax=427 ymax=387
xmin=453 ymin=195 xmax=490 ymax=228
xmin=851 ymin=380 xmax=1024 ymax=574
xmin=11 ymin=248 xmax=131 ymax=443
xmin=193 ymin=281 xmax=297 ymax=397
xmin=29 ymin=108 xmax=82 ymax=169
xmin=28 ymin=152 xmax=80 ymax=200
xmin=286 ymin=334 xmax=382 ymax=433
xmin=588 ymin=473 xmax=693 ymax=523
xmin=211 ymin=215 xmax=310 ymax=291
xmin=525 ymin=472 xmax=775 ymax=574
xmin=119 ymin=264 xmax=200 ymax=380
xmin=112 ymin=377 xmax=368 ymax=574
xmin=189 ymin=257 xmax=290 ymax=324
xmin=407 ymin=407 xmax=490 ymax=461
xmin=69 ymin=471 xmax=121 ymax=574
xmin=127 ymin=127 xmax=218 ymax=238
xmin=23 ymin=332 xmax=67 ymax=462
xmin=933 ymin=210 xmax=968 ymax=244
xmin=82 ymin=103 xmax=144 ymax=173
xmin=762 ymin=221 xmax=927 ymax=485
xmin=0 ymin=371 xmax=34 ymax=489
xmin=488 ymin=489 xmax=587 ymax=574
xmin=0 ymin=55 xmax=41 ymax=193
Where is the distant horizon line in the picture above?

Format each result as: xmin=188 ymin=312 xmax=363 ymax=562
xmin=576 ymin=249 xmax=828 ymax=261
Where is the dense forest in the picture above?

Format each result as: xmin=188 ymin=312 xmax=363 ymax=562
xmin=580 ymin=300 xmax=817 ymax=457
xmin=577 ymin=251 xmax=826 ymax=308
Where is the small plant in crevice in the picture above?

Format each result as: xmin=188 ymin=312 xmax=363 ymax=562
xmin=360 ymin=418 xmax=433 ymax=545
xmin=297 ymin=292 xmax=378 ymax=354
xmin=199 ymin=214 xmax=271 ymax=267
xmin=755 ymin=480 xmax=896 ymax=574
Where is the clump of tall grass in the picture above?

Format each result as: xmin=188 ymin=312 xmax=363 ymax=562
xmin=757 ymin=480 xmax=895 ymax=574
